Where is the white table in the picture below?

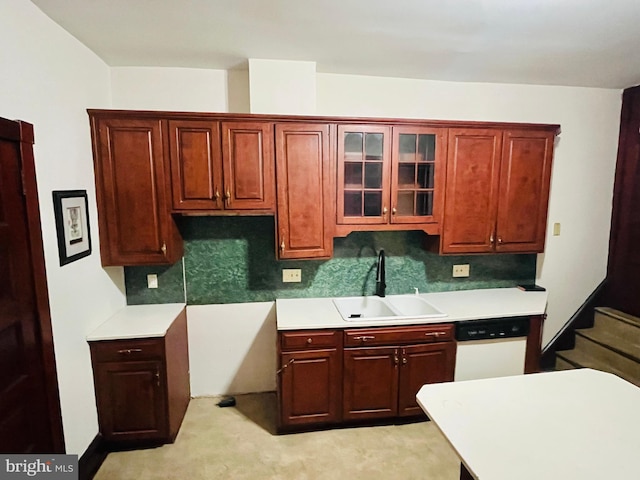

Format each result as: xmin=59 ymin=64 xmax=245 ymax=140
xmin=417 ymin=369 xmax=640 ymax=480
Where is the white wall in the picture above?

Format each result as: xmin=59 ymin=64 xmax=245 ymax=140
xmin=0 ymin=1 xmax=125 ymax=455
xmin=316 ymin=74 xmax=622 ymax=346
xmin=111 ymin=67 xmax=229 ymax=111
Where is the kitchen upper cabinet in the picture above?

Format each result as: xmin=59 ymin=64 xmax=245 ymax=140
xmin=168 ymin=120 xmax=275 ymax=212
xmin=90 ymin=115 xmax=182 ymax=266
xmin=440 ymin=127 xmax=555 ymax=254
xmin=275 ymin=123 xmax=335 ymax=259
xmin=336 ymin=125 xmax=445 ymax=235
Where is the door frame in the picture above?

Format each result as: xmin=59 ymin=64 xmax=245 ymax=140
xmin=0 ymin=117 xmax=65 ymax=452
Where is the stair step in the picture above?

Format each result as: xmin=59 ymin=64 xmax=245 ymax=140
xmin=577 ymin=325 xmax=640 ymax=363
xmin=554 ymin=357 xmax=576 ymax=371
xmin=557 ymin=337 xmax=640 ymax=387
xmin=594 ymin=307 xmax=640 ymax=329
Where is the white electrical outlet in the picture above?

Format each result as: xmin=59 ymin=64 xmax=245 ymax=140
xmin=147 ymin=274 xmax=158 ymax=288
xmin=282 ymin=269 xmax=302 ymax=283
xmin=452 ymin=264 xmax=470 ymax=278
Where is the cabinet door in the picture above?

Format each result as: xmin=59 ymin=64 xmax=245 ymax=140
xmin=92 ymin=117 xmax=182 ymax=265
xmin=495 ymin=130 xmax=554 ymax=253
xmin=221 ymin=122 xmax=275 ymax=211
xmin=168 ymin=120 xmax=223 ymax=211
xmin=343 ymin=347 xmax=399 ymax=421
xmin=275 ymin=123 xmax=334 ymax=259
xmin=391 ymin=127 xmax=447 ymax=225
xmin=441 ymin=128 xmax=503 ymax=254
xmin=279 ymin=349 xmax=342 ymax=428
xmin=94 ymin=360 xmax=167 ymax=442
xmin=397 ymin=342 xmax=456 ymax=417
xmin=337 ymin=125 xmax=392 ymax=225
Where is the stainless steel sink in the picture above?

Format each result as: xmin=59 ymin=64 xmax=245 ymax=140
xmin=333 ymin=295 xmax=447 ymax=322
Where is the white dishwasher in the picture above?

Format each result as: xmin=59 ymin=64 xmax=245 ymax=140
xmin=454 ymin=317 xmax=529 ymax=381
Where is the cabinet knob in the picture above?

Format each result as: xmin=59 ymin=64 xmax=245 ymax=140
xmin=225 ymin=189 xmax=231 ymax=200
xmin=497 ymin=236 xmax=503 ymax=245
xmin=382 ymin=207 xmax=388 ymax=215
xmin=214 ymin=189 xmax=221 ymax=200
xmin=280 ymin=240 xmax=285 ymax=252
xmin=306 ymin=338 xmax=313 ymax=344
xmin=490 ymin=233 xmax=495 ymax=244
xmin=161 ymin=243 xmax=167 ymax=255
xmin=392 ymin=207 xmax=397 ymax=215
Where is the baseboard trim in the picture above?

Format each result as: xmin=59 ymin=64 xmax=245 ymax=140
xmin=540 ymin=279 xmax=607 ymax=370
xmin=79 ymin=433 xmax=107 ymax=480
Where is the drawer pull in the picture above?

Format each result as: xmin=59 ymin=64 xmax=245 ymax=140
xmin=353 ymin=335 xmax=375 ymax=342
xmin=425 ymin=332 xmax=446 ymax=338
xmin=306 ymin=338 xmax=313 ymax=344
xmin=117 ymin=348 xmax=143 ymax=355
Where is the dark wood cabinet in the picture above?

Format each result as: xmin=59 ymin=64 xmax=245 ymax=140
xmin=336 ymin=125 xmax=446 ymax=236
xmin=89 ymin=309 xmax=190 ymax=447
xmin=277 ymin=330 xmax=342 ymax=430
xmin=440 ymin=127 xmax=556 ymax=254
xmin=90 ymin=115 xmax=182 ymax=266
xmin=168 ymin=120 xmax=275 ymax=212
xmin=343 ymin=324 xmax=455 ymax=421
xmin=275 ymin=123 xmax=335 ymax=259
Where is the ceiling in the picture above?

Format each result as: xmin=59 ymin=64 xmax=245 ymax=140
xmin=32 ymin=0 xmax=640 ymax=89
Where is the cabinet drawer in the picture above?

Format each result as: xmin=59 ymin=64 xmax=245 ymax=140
xmin=90 ymin=338 xmax=164 ymax=362
xmin=344 ymin=324 xmax=454 ymax=347
xmin=280 ymin=330 xmax=341 ymax=351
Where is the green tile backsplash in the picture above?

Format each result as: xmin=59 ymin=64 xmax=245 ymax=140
xmin=125 ymin=216 xmax=536 ymax=305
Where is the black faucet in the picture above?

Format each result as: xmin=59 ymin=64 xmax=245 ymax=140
xmin=375 ymin=249 xmax=386 ymax=297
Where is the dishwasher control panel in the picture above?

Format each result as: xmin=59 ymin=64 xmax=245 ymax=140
xmin=456 ymin=317 xmax=530 ymax=341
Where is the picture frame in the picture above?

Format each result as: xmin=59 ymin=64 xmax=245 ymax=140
xmin=52 ymin=190 xmax=92 ymax=266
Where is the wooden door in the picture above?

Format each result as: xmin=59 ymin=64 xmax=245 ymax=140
xmin=390 ymin=126 xmax=447 ymax=225
xmin=275 ymin=123 xmax=334 ymax=259
xmin=607 ymin=85 xmax=640 ymax=316
xmin=337 ymin=125 xmax=392 ymax=225
xmin=343 ymin=347 xmax=399 ymax=421
xmin=397 ymin=343 xmax=456 ymax=417
xmin=168 ymin=120 xmax=223 ymax=210
xmin=222 ymin=121 xmax=275 ymax=211
xmin=0 ymin=118 xmax=63 ymax=452
xmin=91 ymin=116 xmax=182 ymax=265
xmin=279 ymin=349 xmax=341 ymax=427
xmin=94 ymin=360 xmax=167 ymax=442
xmin=441 ymin=128 xmax=503 ymax=254
xmin=495 ymin=130 xmax=554 ymax=253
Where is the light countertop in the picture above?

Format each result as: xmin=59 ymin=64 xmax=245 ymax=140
xmin=417 ymin=369 xmax=640 ymax=480
xmin=276 ymin=287 xmax=547 ymax=330
xmin=86 ymin=303 xmax=186 ymax=341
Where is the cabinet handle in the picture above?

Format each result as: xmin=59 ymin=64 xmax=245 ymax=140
xmin=280 ymin=240 xmax=285 ymax=252
xmin=276 ymin=358 xmax=295 ymax=375
xmin=392 ymin=207 xmax=397 ymax=215
xmin=425 ymin=332 xmax=445 ymax=339
xmin=490 ymin=233 xmax=495 ymax=244
xmin=306 ymin=338 xmax=313 ymax=344
xmin=161 ymin=243 xmax=167 ymax=255
xmin=352 ymin=335 xmax=375 ymax=342
xmin=225 ymin=189 xmax=231 ymax=200
xmin=402 ymin=348 xmax=407 ymax=365
xmin=394 ymin=349 xmax=399 ymax=365
xmin=117 ymin=348 xmax=143 ymax=355
xmin=497 ymin=236 xmax=503 ymax=245
xmin=214 ymin=189 xmax=221 ymax=200
xmin=382 ymin=207 xmax=388 ymax=215
xmin=155 ymin=369 xmax=160 ymax=387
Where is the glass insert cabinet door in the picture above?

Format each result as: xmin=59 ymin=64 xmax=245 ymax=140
xmin=337 ymin=125 xmax=392 ymax=224
xmin=390 ymin=126 xmax=446 ymax=224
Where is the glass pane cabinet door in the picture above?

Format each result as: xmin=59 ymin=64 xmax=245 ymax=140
xmin=337 ymin=125 xmax=391 ymax=224
xmin=391 ymin=127 xmax=445 ymax=224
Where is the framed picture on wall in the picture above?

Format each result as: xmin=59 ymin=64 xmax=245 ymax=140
xmin=52 ymin=190 xmax=92 ymax=266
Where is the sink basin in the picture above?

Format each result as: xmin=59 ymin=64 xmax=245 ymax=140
xmin=332 ymin=296 xmax=399 ymax=321
xmin=332 ymin=295 xmax=447 ymax=322
xmin=385 ymin=295 xmax=447 ymax=318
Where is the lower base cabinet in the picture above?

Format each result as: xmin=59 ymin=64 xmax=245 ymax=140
xmin=277 ymin=324 xmax=455 ymax=432
xmin=89 ymin=309 xmax=190 ymax=447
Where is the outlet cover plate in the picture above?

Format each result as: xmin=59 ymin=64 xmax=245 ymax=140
xmin=452 ymin=264 xmax=470 ymax=278
xmin=282 ymin=269 xmax=302 ymax=283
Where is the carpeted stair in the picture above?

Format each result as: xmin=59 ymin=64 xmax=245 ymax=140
xmin=555 ymin=307 xmax=640 ymax=387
